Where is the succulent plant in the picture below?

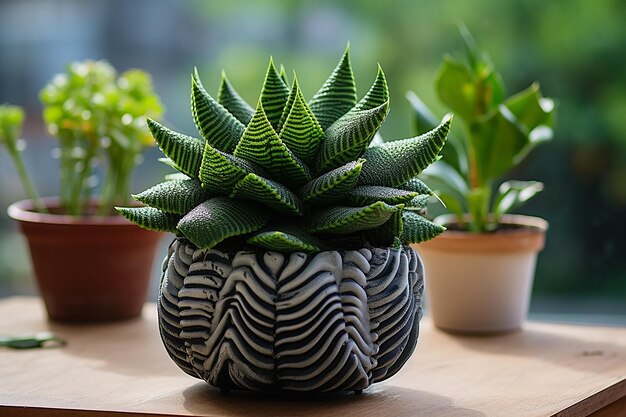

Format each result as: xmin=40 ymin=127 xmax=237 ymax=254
xmin=118 ymin=47 xmax=450 ymax=253
xmin=408 ymin=27 xmax=555 ymax=232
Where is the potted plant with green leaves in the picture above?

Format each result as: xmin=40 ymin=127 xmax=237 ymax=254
xmin=2 ymin=60 xmax=164 ymax=322
xmin=407 ymin=27 xmax=556 ymax=333
xmin=118 ymin=47 xmax=450 ymax=392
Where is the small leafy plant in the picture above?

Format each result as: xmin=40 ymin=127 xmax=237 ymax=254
xmin=39 ymin=60 xmax=163 ymax=215
xmin=0 ymin=104 xmax=47 ymax=213
xmin=118 ymin=47 xmax=450 ymax=253
xmin=407 ymin=27 xmax=556 ymax=232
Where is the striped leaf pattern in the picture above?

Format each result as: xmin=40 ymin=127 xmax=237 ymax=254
xmin=177 ymin=197 xmax=269 ymax=249
xmin=348 ymin=185 xmax=418 ymax=206
xmin=230 ymin=173 xmax=303 ymax=216
xmin=192 ymin=69 xmax=244 ymax=153
xmin=133 ymin=179 xmax=210 ymax=215
xmin=158 ymin=240 xmax=423 ymax=392
xmin=116 ymin=206 xmax=180 ymax=233
xmin=399 ymin=178 xmax=434 ymax=195
xmin=123 ymin=51 xmax=450 ymax=252
xmin=353 ymin=65 xmax=389 ymax=111
xmin=315 ymin=103 xmax=389 ymax=174
xmin=199 ymin=143 xmax=267 ymax=192
xmin=278 ymin=83 xmax=324 ymax=163
xmin=217 ymin=72 xmax=254 ymax=125
xmin=407 ymin=195 xmax=431 ymax=210
xmin=147 ymin=118 xmax=204 ymax=178
xmin=301 ymin=159 xmax=364 ymax=204
xmin=306 ymin=202 xmax=402 ymax=234
xmin=358 ymin=118 xmax=451 ymax=187
xmin=401 ymin=210 xmax=446 ymax=243
xmin=260 ymin=58 xmax=290 ymax=130
xmin=234 ymin=101 xmax=311 ymax=186
xmin=277 ymin=77 xmax=299 ymax=132
xmin=247 ymin=227 xmax=322 ymax=253
xmin=309 ymin=45 xmax=357 ymax=130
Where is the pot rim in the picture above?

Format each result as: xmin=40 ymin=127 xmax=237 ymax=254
xmin=7 ymin=197 xmax=132 ymax=226
xmin=434 ymin=214 xmax=549 ymax=233
xmin=416 ymin=214 xmax=548 ymax=253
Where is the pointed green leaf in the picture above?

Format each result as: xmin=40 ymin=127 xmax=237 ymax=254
xmin=300 ymin=159 xmax=364 ymax=204
xmin=313 ymin=65 xmax=389 ymax=174
xmin=399 ymin=178 xmax=434 ymax=195
xmin=493 ymin=180 xmax=544 ymax=221
xmin=247 ymin=226 xmax=321 ymax=253
xmin=116 ymin=206 xmax=179 ymax=233
xmin=279 ymin=64 xmax=289 ymax=85
xmin=230 ymin=173 xmax=303 ymax=216
xmin=353 ymin=64 xmax=389 ymax=112
xmin=147 ymin=118 xmax=203 ymax=178
xmin=279 ymin=82 xmax=324 ymax=163
xmin=306 ymin=201 xmax=402 ymax=235
xmin=234 ymin=101 xmax=311 ymax=186
xmin=260 ymin=58 xmax=290 ymax=130
xmin=277 ymin=76 xmax=299 ymax=131
xmin=315 ymin=102 xmax=389 ymax=174
xmin=217 ymin=72 xmax=254 ymax=125
xmin=358 ymin=117 xmax=451 ymax=187
xmin=132 ymin=179 xmax=210 ymax=215
xmin=368 ymin=208 xmax=403 ymax=247
xmin=469 ymin=106 xmax=528 ymax=181
xmin=406 ymin=195 xmax=431 ymax=210
xmin=309 ymin=45 xmax=357 ymax=130
xmin=406 ymin=90 xmax=468 ymax=176
xmin=348 ymin=186 xmax=418 ymax=206
xmin=435 ymin=56 xmax=475 ymax=121
xmin=192 ymin=69 xmax=245 ymax=153
xmin=199 ymin=142 xmax=267 ymax=192
xmin=401 ymin=211 xmax=445 ymax=244
xmin=505 ymin=83 xmax=555 ymax=133
xmin=177 ymin=197 xmax=268 ymax=249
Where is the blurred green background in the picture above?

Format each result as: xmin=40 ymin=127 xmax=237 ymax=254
xmin=1 ymin=0 xmax=624 ymax=321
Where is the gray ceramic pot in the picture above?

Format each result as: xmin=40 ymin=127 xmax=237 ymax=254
xmin=158 ymin=238 xmax=424 ymax=393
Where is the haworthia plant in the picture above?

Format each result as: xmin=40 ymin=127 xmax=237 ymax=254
xmin=118 ymin=46 xmax=451 ymax=253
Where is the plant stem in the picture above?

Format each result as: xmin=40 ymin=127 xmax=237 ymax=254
xmin=7 ymin=147 xmax=47 ymax=213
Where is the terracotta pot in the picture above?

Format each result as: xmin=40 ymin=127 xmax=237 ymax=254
xmin=8 ymin=198 xmax=164 ymax=323
xmin=158 ymin=238 xmax=424 ymax=392
xmin=414 ymin=214 xmax=548 ymax=334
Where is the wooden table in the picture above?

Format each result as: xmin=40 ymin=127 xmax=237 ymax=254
xmin=0 ymin=296 xmax=624 ymax=417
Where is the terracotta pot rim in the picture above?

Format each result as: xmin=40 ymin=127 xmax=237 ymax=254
xmin=416 ymin=214 xmax=548 ymax=253
xmin=434 ymin=214 xmax=549 ymax=234
xmin=7 ymin=197 xmax=132 ymax=226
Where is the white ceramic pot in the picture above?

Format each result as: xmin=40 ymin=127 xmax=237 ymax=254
xmin=413 ymin=214 xmax=548 ymax=334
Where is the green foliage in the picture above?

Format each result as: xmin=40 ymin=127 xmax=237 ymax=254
xmin=39 ymin=60 xmax=163 ymax=215
xmin=119 ymin=48 xmax=449 ymax=252
xmin=408 ymin=27 xmax=556 ymax=232
xmin=0 ymin=104 xmax=47 ymax=213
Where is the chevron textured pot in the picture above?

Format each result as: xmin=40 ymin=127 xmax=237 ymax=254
xmin=158 ymin=238 xmax=424 ymax=393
